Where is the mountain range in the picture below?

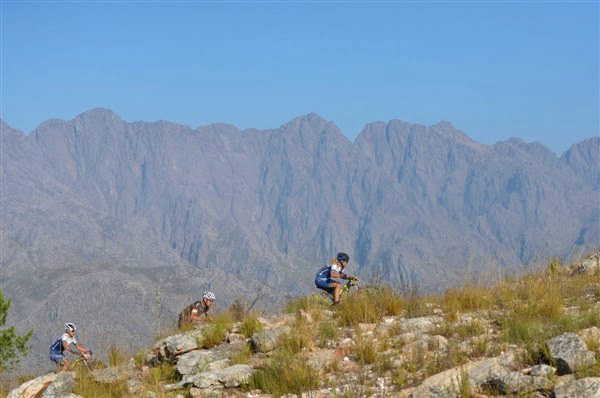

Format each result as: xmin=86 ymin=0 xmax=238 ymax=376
xmin=1 ymin=109 xmax=598 ymax=371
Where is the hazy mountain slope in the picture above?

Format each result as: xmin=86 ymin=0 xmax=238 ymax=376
xmin=1 ymin=109 xmax=597 ymax=371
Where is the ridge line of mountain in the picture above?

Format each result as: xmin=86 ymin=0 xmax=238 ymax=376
xmin=1 ymin=108 xmax=596 ymax=158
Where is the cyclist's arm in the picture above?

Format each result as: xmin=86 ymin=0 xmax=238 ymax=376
xmin=63 ymin=341 xmax=75 ymax=354
xmin=75 ymin=344 xmax=90 ymax=354
xmin=330 ymin=270 xmax=348 ymax=279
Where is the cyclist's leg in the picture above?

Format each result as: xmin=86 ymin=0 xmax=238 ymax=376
xmin=316 ymin=278 xmax=338 ymax=303
xmin=331 ymin=281 xmax=342 ymax=304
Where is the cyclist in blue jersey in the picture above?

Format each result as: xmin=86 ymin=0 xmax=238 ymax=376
xmin=49 ymin=323 xmax=91 ymax=371
xmin=315 ymin=252 xmax=353 ymax=305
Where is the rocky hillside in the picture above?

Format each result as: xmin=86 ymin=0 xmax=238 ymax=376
xmin=5 ymin=251 xmax=600 ymax=398
xmin=2 ymin=109 xmax=599 ymax=372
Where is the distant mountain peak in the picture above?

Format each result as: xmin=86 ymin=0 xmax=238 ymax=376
xmin=75 ymin=107 xmax=122 ymax=122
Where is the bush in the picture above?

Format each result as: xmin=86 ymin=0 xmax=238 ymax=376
xmin=240 ymin=315 xmax=263 ymax=338
xmin=249 ymin=350 xmax=318 ymax=397
xmin=317 ymin=320 xmax=339 ymax=348
xmin=285 ymin=296 xmax=324 ymax=314
xmin=336 ymin=286 xmax=402 ymax=326
xmin=0 ymin=289 xmax=33 ymax=371
xmin=73 ymin=368 xmax=128 ymax=397
xmin=107 ymin=345 xmax=127 ymax=367
xmin=353 ymin=335 xmax=377 ymax=365
xmin=200 ymin=312 xmax=233 ymax=349
xmin=230 ymin=343 xmax=252 ymax=365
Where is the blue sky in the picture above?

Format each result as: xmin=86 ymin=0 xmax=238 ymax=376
xmin=1 ymin=1 xmax=598 ymax=154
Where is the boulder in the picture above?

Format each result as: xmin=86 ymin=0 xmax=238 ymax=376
xmin=176 ymin=342 xmax=246 ymax=375
xmin=398 ymin=316 xmax=442 ymax=335
xmin=250 ymin=326 xmax=290 ymax=353
xmin=91 ymin=360 xmax=137 ymax=383
xmin=148 ymin=328 xmax=207 ymax=365
xmin=546 ymin=332 xmax=596 ymax=374
xmin=226 ymin=333 xmax=246 ymax=344
xmin=486 ymin=371 xmax=551 ymax=394
xmin=573 ymin=251 xmax=600 ymax=275
xmin=8 ymin=373 xmax=58 ymax=398
xmin=581 ymin=326 xmax=600 ymax=347
xmin=554 ymin=374 xmax=576 ymax=389
xmin=167 ymin=364 xmax=254 ymax=390
xmin=527 ymin=364 xmax=556 ymax=378
xmin=394 ymin=332 xmax=417 ymax=345
xmin=554 ymin=377 xmax=600 ymax=398
xmin=41 ymin=373 xmax=75 ymax=398
xmin=375 ymin=321 xmax=398 ymax=336
xmin=411 ymin=351 xmax=522 ymax=397
xmin=126 ymin=378 xmax=143 ymax=394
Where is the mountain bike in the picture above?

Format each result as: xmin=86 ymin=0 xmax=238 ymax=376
xmin=312 ymin=277 xmax=360 ymax=304
xmin=69 ymin=351 xmax=95 ymax=373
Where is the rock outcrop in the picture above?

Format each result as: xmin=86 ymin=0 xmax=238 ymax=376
xmin=546 ymin=332 xmax=596 ymax=374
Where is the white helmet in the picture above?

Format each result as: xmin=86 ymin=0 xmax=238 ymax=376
xmin=203 ymin=291 xmax=216 ymax=301
xmin=65 ymin=323 xmax=76 ymax=332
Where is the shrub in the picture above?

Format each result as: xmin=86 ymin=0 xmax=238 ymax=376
xmin=200 ymin=312 xmax=233 ymax=349
xmin=353 ymin=334 xmax=377 ymax=365
xmin=133 ymin=349 xmax=147 ymax=368
xmin=336 ymin=286 xmax=402 ymax=326
xmin=230 ymin=343 xmax=253 ymax=365
xmin=107 ymin=345 xmax=127 ymax=367
xmin=441 ymin=283 xmax=491 ymax=317
xmin=0 ymin=289 xmax=33 ymax=371
xmin=317 ymin=320 xmax=339 ymax=348
xmin=73 ymin=368 xmax=128 ymax=397
xmin=249 ymin=350 xmax=318 ymax=397
xmin=285 ymin=296 xmax=324 ymax=314
xmin=240 ymin=315 xmax=263 ymax=338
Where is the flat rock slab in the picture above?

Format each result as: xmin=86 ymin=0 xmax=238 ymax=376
xmin=527 ymin=364 xmax=556 ymax=378
xmin=411 ymin=351 xmax=522 ymax=397
xmin=149 ymin=328 xmax=208 ymax=364
xmin=41 ymin=372 xmax=75 ymax=398
xmin=251 ymin=326 xmax=290 ymax=353
xmin=8 ymin=372 xmax=76 ymax=398
xmin=167 ymin=364 xmax=253 ymax=390
xmin=546 ymin=332 xmax=596 ymax=374
xmin=398 ymin=316 xmax=442 ymax=335
xmin=91 ymin=361 xmax=138 ymax=383
xmin=554 ymin=377 xmax=600 ymax=398
xmin=176 ymin=342 xmax=246 ymax=375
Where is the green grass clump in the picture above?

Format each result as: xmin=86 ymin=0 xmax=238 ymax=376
xmin=353 ymin=334 xmax=377 ymax=365
xmin=133 ymin=349 xmax=147 ymax=368
xmin=441 ymin=282 xmax=491 ymax=319
xmin=230 ymin=343 xmax=253 ymax=365
xmin=336 ymin=286 xmax=403 ymax=326
xmin=107 ymin=345 xmax=127 ymax=367
xmin=240 ymin=315 xmax=263 ymax=338
xmin=200 ymin=312 xmax=233 ymax=349
xmin=317 ymin=320 xmax=339 ymax=348
xmin=285 ymin=296 xmax=324 ymax=314
xmin=72 ymin=368 xmax=128 ymax=398
xmin=249 ymin=350 xmax=318 ymax=397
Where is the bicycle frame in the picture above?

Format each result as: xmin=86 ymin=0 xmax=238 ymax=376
xmin=319 ymin=278 xmax=360 ymax=302
xmin=69 ymin=352 xmax=93 ymax=373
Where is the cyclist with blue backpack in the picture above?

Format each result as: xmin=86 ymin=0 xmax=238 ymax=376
xmin=315 ymin=252 xmax=354 ymax=305
xmin=49 ymin=323 xmax=91 ymax=371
